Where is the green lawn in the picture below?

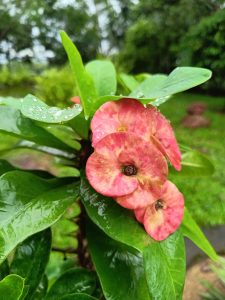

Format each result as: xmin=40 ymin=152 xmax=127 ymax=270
xmin=160 ymin=93 xmax=225 ymax=226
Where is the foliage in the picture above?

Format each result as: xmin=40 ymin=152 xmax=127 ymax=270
xmin=118 ymin=0 xmax=221 ymax=74
xmin=0 ymin=63 xmax=34 ymax=87
xmin=178 ymin=8 xmax=225 ymax=93
xmin=0 ymin=32 xmax=219 ymax=300
xmin=35 ymin=66 xmax=77 ymax=107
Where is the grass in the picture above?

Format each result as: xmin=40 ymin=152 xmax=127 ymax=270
xmin=160 ymin=93 xmax=225 ymax=226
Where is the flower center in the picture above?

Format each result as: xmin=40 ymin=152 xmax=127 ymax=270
xmin=122 ymin=165 xmax=137 ymax=176
xmin=155 ymin=200 xmax=164 ymax=211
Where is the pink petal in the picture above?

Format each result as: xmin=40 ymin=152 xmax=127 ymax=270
xmin=146 ymin=106 xmax=181 ymax=171
xmin=116 ymin=182 xmax=157 ymax=210
xmin=134 ymin=207 xmax=146 ymax=223
xmin=143 ymin=181 xmax=184 ymax=241
xmin=91 ymin=98 xmax=147 ymax=147
xmin=86 ymin=132 xmax=167 ymax=199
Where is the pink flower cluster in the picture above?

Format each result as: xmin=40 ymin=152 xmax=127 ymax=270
xmin=86 ymin=99 xmax=184 ymax=241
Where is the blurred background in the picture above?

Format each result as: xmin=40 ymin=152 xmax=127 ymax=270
xmin=1 ymin=1 xmax=225 ymax=298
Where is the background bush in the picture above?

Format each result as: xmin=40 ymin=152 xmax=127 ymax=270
xmin=178 ymin=9 xmax=225 ymax=93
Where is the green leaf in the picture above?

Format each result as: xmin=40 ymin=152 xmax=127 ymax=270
xmin=119 ymin=73 xmax=139 ymax=92
xmin=31 ymin=275 xmax=48 ymax=300
xmin=1 ymin=148 xmax=80 ymax=178
xmin=69 ymin=111 xmax=90 ymax=140
xmin=39 ymin=124 xmax=81 ymax=151
xmin=0 ymin=171 xmax=79 ymax=264
xmin=87 ymin=220 xmax=151 ymax=300
xmin=0 ymin=260 xmax=9 ymax=280
xmin=0 ymin=106 xmax=71 ymax=151
xmin=130 ymin=74 xmax=168 ymax=99
xmin=0 ymin=96 xmax=23 ymax=110
xmin=80 ymin=173 xmax=152 ymax=252
xmin=10 ymin=229 xmax=51 ymax=300
xmin=0 ymin=274 xmax=25 ymax=300
xmin=181 ymin=208 xmax=218 ymax=261
xmin=143 ymin=230 xmax=186 ymax=300
xmin=45 ymin=268 xmax=97 ymax=300
xmin=21 ymin=94 xmax=82 ymax=124
xmin=170 ymin=150 xmax=215 ymax=177
xmin=60 ymin=31 xmax=97 ymax=118
xmin=86 ymin=60 xmax=117 ymax=96
xmin=61 ymin=294 xmax=98 ymax=300
xmin=0 ymin=160 xmax=15 ymax=176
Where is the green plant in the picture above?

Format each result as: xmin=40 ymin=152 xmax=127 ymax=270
xmin=178 ymin=9 xmax=225 ymax=93
xmin=0 ymin=31 xmax=219 ymax=300
xmin=35 ymin=66 xmax=77 ymax=107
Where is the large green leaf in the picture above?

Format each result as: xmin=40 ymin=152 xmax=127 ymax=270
xmin=130 ymin=74 xmax=168 ymax=99
xmin=1 ymin=148 xmax=80 ymax=178
xmin=39 ymin=124 xmax=81 ymax=151
xmin=0 ymin=160 xmax=15 ymax=176
xmin=0 ymin=171 xmax=79 ymax=264
xmin=21 ymin=94 xmax=82 ymax=124
xmin=0 ymin=260 xmax=9 ymax=280
xmin=119 ymin=73 xmax=139 ymax=92
xmin=45 ymin=268 xmax=97 ymax=300
xmin=80 ymin=173 xmax=152 ymax=252
xmin=143 ymin=231 xmax=185 ymax=300
xmin=60 ymin=31 xmax=97 ymax=118
xmin=86 ymin=60 xmax=117 ymax=96
xmin=131 ymin=67 xmax=211 ymax=103
xmin=0 ymin=106 xmax=71 ymax=151
xmin=0 ymin=96 xmax=23 ymax=110
xmin=87 ymin=220 xmax=151 ymax=300
xmin=61 ymin=294 xmax=98 ymax=300
xmin=181 ymin=208 xmax=218 ymax=261
xmin=31 ymin=275 xmax=48 ymax=300
xmin=170 ymin=150 xmax=215 ymax=177
xmin=10 ymin=230 xmax=51 ymax=299
xmin=0 ymin=274 xmax=25 ymax=300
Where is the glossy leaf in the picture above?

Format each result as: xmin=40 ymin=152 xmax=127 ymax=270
xmin=0 ymin=96 xmax=23 ymax=110
xmin=80 ymin=173 xmax=152 ymax=252
xmin=69 ymin=111 xmax=90 ymax=140
xmin=86 ymin=60 xmax=117 ymax=96
xmin=39 ymin=124 xmax=81 ymax=151
xmin=31 ymin=275 xmax=48 ymax=300
xmin=61 ymin=294 xmax=98 ymax=300
xmin=170 ymin=150 xmax=215 ymax=177
xmin=0 ymin=106 xmax=71 ymax=151
xmin=0 ymin=260 xmax=9 ymax=280
xmin=1 ymin=148 xmax=79 ymax=178
xmin=144 ymin=230 xmax=186 ymax=300
xmin=87 ymin=220 xmax=151 ymax=300
xmin=131 ymin=67 xmax=211 ymax=102
xmin=10 ymin=229 xmax=51 ymax=299
xmin=45 ymin=268 xmax=97 ymax=300
xmin=0 ymin=274 xmax=25 ymax=300
xmin=130 ymin=74 xmax=168 ymax=99
xmin=0 ymin=160 xmax=15 ymax=176
xmin=60 ymin=31 xmax=97 ymax=117
xmin=119 ymin=73 xmax=139 ymax=92
xmin=181 ymin=208 xmax=218 ymax=261
xmin=0 ymin=171 xmax=79 ymax=264
xmin=21 ymin=94 xmax=82 ymax=123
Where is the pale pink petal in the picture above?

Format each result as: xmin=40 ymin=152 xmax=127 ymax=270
xmin=143 ymin=181 xmax=184 ymax=241
xmin=86 ymin=151 xmax=138 ymax=197
xmin=146 ymin=106 xmax=181 ymax=171
xmin=91 ymin=99 xmax=147 ymax=147
xmin=116 ymin=182 xmax=157 ymax=210
xmin=134 ymin=208 xmax=146 ymax=223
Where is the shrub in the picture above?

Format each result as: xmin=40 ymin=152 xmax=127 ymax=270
xmin=178 ymin=9 xmax=225 ymax=93
xmin=35 ymin=66 xmax=77 ymax=107
xmin=0 ymin=63 xmax=34 ymax=87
